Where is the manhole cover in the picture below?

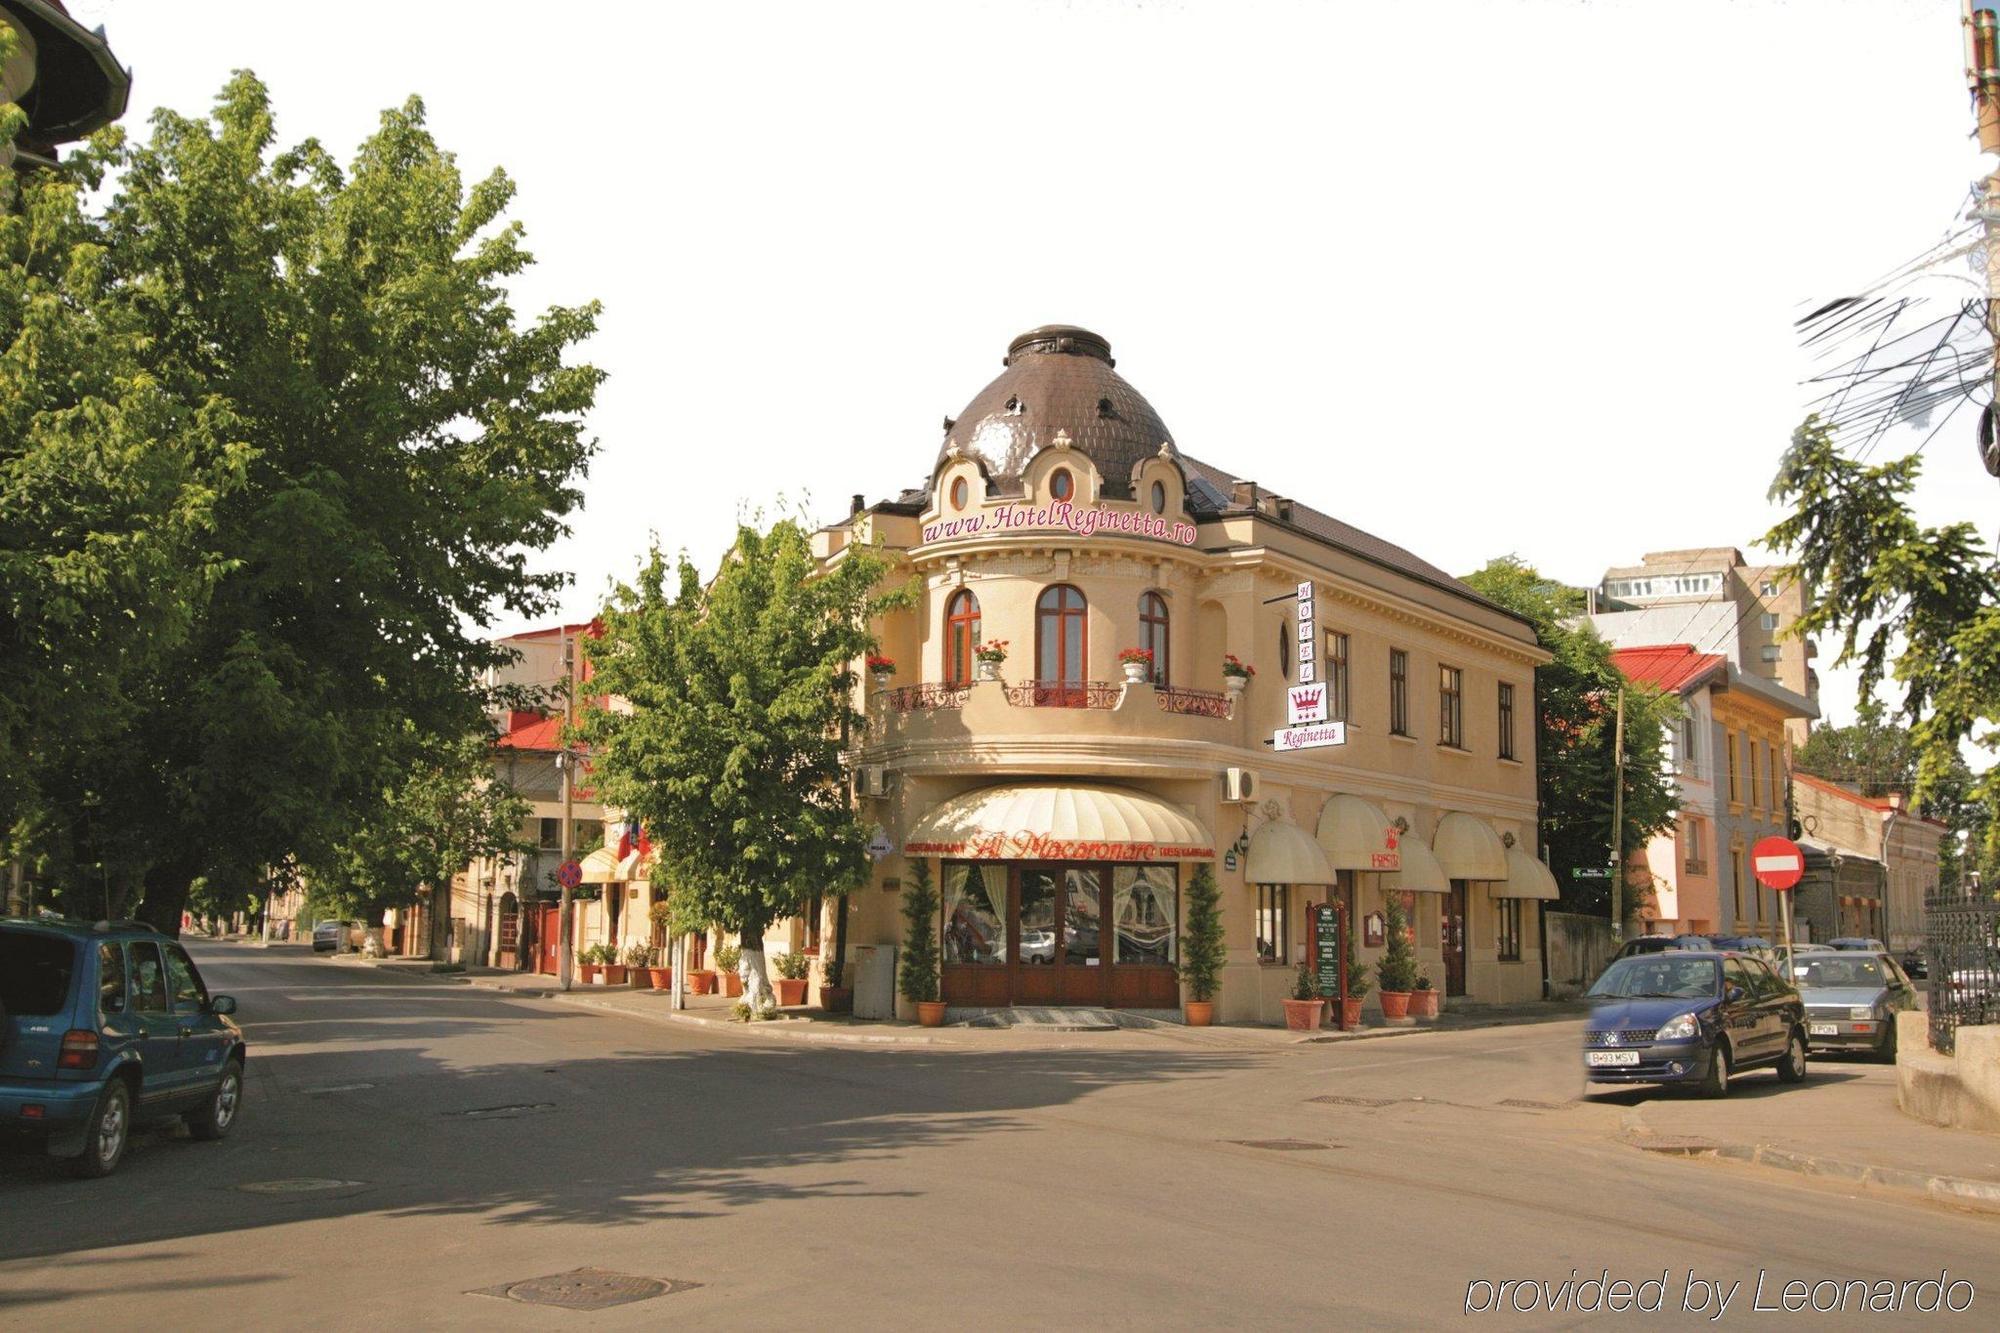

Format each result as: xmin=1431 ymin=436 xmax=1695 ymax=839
xmin=1306 ymin=1094 xmax=1398 ymax=1108
xmin=471 ymin=1268 xmax=699 ymax=1310
xmin=237 ymin=1178 xmax=364 ymax=1194
xmin=1228 ymin=1138 xmax=1341 ymax=1151
xmin=447 ymin=1102 xmax=557 ymax=1120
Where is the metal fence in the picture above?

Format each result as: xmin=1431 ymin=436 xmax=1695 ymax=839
xmin=1924 ymin=891 xmax=2000 ymax=1055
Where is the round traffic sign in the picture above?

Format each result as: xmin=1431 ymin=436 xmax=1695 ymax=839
xmin=1751 ymin=835 xmax=1805 ymax=891
xmin=556 ymin=858 xmax=583 ymax=890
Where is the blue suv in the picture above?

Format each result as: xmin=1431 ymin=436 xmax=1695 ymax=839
xmin=1 ymin=917 xmax=245 ymax=1177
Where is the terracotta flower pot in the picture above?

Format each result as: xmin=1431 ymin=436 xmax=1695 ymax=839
xmin=630 ymin=967 xmax=653 ymax=990
xmin=688 ymin=969 xmax=716 ymax=995
xmin=722 ymin=971 xmax=744 ymax=998
xmin=1282 ymin=997 xmax=1325 ymax=1032
xmin=916 ymin=999 xmax=948 ymax=1027
xmin=1339 ymin=997 xmax=1363 ymax=1030
xmin=775 ymin=978 xmax=808 ymax=1007
xmin=578 ymin=963 xmax=600 ymax=984
xmin=1378 ymin=990 xmax=1412 ymax=1020
xmin=820 ymin=984 xmax=853 ymax=1013
xmin=1183 ymin=1000 xmax=1215 ymax=1027
xmin=1410 ymin=988 xmax=1440 ymax=1020
xmin=648 ymin=967 xmax=674 ymax=990
xmin=603 ymin=964 xmax=628 ymax=985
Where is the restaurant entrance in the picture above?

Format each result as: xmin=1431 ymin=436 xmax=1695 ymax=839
xmin=940 ymin=860 xmax=1180 ymax=1009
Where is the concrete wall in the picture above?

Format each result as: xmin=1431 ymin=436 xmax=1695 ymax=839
xmin=1896 ymin=1014 xmax=2000 ymax=1134
xmin=1544 ymin=911 xmax=1616 ymax=999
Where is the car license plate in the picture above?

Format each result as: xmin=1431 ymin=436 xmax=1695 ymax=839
xmin=1587 ymin=1051 xmax=1640 ymax=1067
xmin=1809 ymin=1023 xmax=1838 ymax=1036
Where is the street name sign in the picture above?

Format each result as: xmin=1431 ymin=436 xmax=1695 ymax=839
xmin=1751 ymin=836 xmax=1805 ymax=892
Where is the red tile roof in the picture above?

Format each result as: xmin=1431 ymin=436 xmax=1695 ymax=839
xmin=495 ymin=713 xmax=565 ymax=751
xmin=1609 ymin=644 xmax=1728 ymax=695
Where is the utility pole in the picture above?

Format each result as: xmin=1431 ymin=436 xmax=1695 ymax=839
xmin=1966 ymin=3 xmax=2000 ymax=470
xmin=1609 ymin=685 xmax=1627 ymax=942
xmin=557 ymin=632 xmax=577 ymax=993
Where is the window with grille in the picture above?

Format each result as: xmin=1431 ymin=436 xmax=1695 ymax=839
xmin=1439 ymin=665 xmax=1463 ymax=748
xmin=1390 ymin=649 xmax=1409 ymax=736
xmin=1498 ymin=682 xmax=1515 ymax=760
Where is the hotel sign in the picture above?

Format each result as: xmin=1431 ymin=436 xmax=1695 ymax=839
xmin=905 ymin=830 xmax=1215 ymax=861
xmin=1272 ymin=721 xmax=1347 ymax=752
xmin=1286 ymin=683 xmax=1328 ymax=725
xmin=920 ymin=501 xmax=1197 ymax=548
xmin=1295 ymin=580 xmax=1316 ymax=684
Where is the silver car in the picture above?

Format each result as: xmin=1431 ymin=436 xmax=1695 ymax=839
xmin=1778 ymin=950 xmax=1919 ymax=1059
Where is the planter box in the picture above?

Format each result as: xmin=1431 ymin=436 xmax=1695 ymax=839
xmin=775 ymin=978 xmax=808 ymax=1007
xmin=1282 ymin=998 xmax=1325 ymax=1032
xmin=722 ymin=971 xmax=744 ymax=998
xmin=688 ymin=970 xmax=716 ymax=995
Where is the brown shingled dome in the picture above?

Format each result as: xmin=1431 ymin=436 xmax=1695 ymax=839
xmin=940 ymin=326 xmax=1172 ymax=499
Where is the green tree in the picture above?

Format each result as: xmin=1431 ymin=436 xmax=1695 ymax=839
xmin=29 ymin=73 xmax=601 ymax=934
xmin=1768 ymin=415 xmax=2000 ymax=886
xmin=579 ymin=517 xmax=901 ymax=1006
xmin=1176 ymin=863 xmax=1225 ymax=1004
xmin=1377 ymin=891 xmax=1418 ymax=993
xmin=1460 ymin=557 xmax=1681 ymax=921
xmin=897 ymin=859 xmax=941 ymax=1007
xmin=3 ymin=79 xmax=247 ymax=904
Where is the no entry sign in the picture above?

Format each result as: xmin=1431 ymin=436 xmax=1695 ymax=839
xmin=556 ymin=858 xmax=583 ymax=890
xmin=1751 ymin=836 xmax=1805 ymax=892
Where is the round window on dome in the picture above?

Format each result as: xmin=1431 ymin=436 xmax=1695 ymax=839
xmin=1150 ymin=480 xmax=1167 ymax=514
xmin=1050 ymin=468 xmax=1074 ymax=502
xmin=950 ymin=477 xmax=968 ymax=509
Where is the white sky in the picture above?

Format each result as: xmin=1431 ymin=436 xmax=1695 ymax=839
xmin=69 ymin=0 xmax=1998 ymax=735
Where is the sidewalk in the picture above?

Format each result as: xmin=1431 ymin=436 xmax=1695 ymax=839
xmin=1622 ymin=1062 xmax=2000 ymax=1216
xmin=332 ymin=953 xmax=1585 ymax=1052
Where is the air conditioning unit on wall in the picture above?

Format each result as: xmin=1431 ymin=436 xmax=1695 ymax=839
xmin=856 ymin=765 xmax=892 ymax=799
xmin=1222 ymin=768 xmax=1258 ymax=803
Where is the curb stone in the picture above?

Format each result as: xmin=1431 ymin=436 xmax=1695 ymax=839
xmin=1627 ymin=1127 xmax=2000 ymax=1216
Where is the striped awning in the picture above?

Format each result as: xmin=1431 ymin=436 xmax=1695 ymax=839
xmin=904 ymin=783 xmax=1215 ymax=861
xmin=1315 ymin=795 xmax=1402 ymax=872
xmin=1434 ymin=813 xmax=1509 ymax=881
xmin=1247 ymin=819 xmax=1336 ymax=885
xmin=1491 ymin=846 xmax=1561 ymax=901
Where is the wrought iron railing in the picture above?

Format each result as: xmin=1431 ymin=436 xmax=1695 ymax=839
xmin=1924 ymin=891 xmax=2000 ymax=1054
xmin=1004 ymin=679 xmax=1121 ymax=709
xmin=886 ymin=682 xmax=972 ymax=713
xmin=1155 ymin=686 xmax=1233 ymax=718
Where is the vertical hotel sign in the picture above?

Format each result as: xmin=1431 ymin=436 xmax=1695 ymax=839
xmin=1276 ymin=580 xmax=1345 ymax=751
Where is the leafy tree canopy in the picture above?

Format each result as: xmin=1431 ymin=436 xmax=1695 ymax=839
xmin=580 ymin=517 xmax=905 ymax=994
xmin=1460 ymin=556 xmax=1681 ymax=921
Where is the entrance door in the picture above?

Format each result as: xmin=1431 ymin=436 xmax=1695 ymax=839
xmin=536 ymin=904 xmax=561 ymax=975
xmin=1011 ymin=865 xmax=1106 ymax=1006
xmin=1443 ymin=881 xmax=1468 ymax=997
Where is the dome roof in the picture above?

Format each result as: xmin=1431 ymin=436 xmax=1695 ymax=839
xmin=939 ymin=326 xmax=1172 ymax=499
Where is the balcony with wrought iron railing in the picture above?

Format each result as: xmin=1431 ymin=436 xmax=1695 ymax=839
xmin=869 ymin=676 xmax=1240 ymax=748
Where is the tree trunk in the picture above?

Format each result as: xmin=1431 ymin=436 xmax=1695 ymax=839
xmin=430 ymin=880 xmax=453 ymax=963
xmin=739 ymin=925 xmax=775 ymax=1010
xmin=135 ymin=854 xmax=202 ymax=937
xmin=829 ymin=892 xmax=850 ymax=988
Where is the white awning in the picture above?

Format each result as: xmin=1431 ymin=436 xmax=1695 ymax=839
xmin=904 ymin=783 xmax=1215 ymax=861
xmin=1492 ymin=846 xmax=1561 ymax=900
xmin=1247 ymin=819 xmax=1336 ymax=885
xmin=579 ymin=846 xmax=625 ymax=882
xmin=1388 ymin=833 xmax=1449 ymax=894
xmin=1315 ymin=795 xmax=1402 ymax=872
xmin=1434 ymin=812 xmax=1508 ymax=881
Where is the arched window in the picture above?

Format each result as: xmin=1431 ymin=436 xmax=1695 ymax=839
xmin=1049 ymin=468 xmax=1074 ymax=502
xmin=944 ymin=589 xmax=981 ymax=686
xmin=949 ymin=477 xmax=968 ymax=509
xmin=1036 ymin=584 xmax=1088 ymax=697
xmin=1139 ymin=591 xmax=1170 ymax=685
xmin=1150 ymin=480 xmax=1167 ymax=514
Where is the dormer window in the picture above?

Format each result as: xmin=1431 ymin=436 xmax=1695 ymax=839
xmin=1150 ymin=480 xmax=1167 ymax=514
xmin=950 ymin=477 xmax=969 ymax=509
xmin=1097 ymin=397 xmax=1117 ymax=419
xmin=1005 ymin=396 xmax=1023 ymax=415
xmin=1049 ymin=468 xmax=1075 ymax=502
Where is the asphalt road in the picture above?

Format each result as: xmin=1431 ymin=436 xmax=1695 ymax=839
xmin=2 ymin=943 xmax=1995 ymax=1328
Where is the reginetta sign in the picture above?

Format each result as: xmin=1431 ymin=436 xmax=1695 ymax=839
xmin=1272 ymin=721 xmax=1347 ymax=752
xmin=904 ymin=829 xmax=1215 ymax=860
xmin=1287 ymin=683 xmax=1327 ymax=725
xmin=921 ymin=500 xmax=1197 ymax=548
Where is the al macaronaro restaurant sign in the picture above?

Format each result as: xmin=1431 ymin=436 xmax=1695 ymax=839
xmin=906 ymin=830 xmax=1216 ymax=861
xmin=921 ymin=500 xmax=1197 ymax=549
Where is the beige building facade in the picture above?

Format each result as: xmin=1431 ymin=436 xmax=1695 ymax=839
xmin=1792 ymin=772 xmax=1945 ymax=953
xmin=810 ymin=326 xmax=1558 ymax=1025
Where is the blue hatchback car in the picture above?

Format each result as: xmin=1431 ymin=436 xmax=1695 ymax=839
xmin=1582 ymin=950 xmax=1807 ymax=1097
xmin=1 ymin=917 xmax=245 ymax=1177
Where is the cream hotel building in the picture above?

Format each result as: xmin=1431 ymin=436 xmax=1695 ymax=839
xmin=815 ymin=326 xmax=1560 ymax=1025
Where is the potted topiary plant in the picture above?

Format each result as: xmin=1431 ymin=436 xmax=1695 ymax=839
xmin=1341 ymin=917 xmax=1370 ymax=1030
xmin=601 ymin=943 xmax=629 ymax=986
xmin=1177 ymin=864 xmax=1225 ymax=1025
xmin=688 ymin=936 xmax=717 ymax=995
xmin=1377 ymin=893 xmax=1418 ymax=1021
xmin=1283 ymin=962 xmax=1324 ymax=1031
xmin=818 ymin=950 xmax=852 ymax=1013
xmin=623 ymin=943 xmax=652 ymax=988
xmin=646 ymin=944 xmax=673 ymax=992
xmin=1410 ymin=972 xmax=1440 ymax=1020
xmin=715 ymin=941 xmax=743 ymax=997
xmin=577 ymin=943 xmax=605 ymax=985
xmin=899 ymin=860 xmax=946 ymax=1026
xmin=772 ymin=950 xmax=810 ymax=1006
